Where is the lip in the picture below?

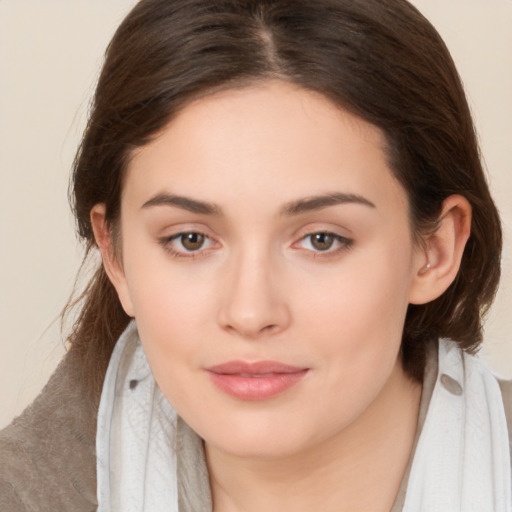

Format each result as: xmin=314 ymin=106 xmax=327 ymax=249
xmin=205 ymin=360 xmax=309 ymax=401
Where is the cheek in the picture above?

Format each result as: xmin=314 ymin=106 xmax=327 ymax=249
xmin=121 ymin=225 xmax=213 ymax=322
xmin=119 ymin=238 xmax=217 ymax=379
xmin=304 ymin=249 xmax=412 ymax=345
xmin=128 ymin=273 xmax=212 ymax=359
xmin=131 ymin=282 xmax=212 ymax=412
xmin=299 ymin=243 xmax=413 ymax=394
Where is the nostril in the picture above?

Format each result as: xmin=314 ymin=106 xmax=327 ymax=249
xmin=217 ymin=277 xmax=291 ymax=337
xmin=224 ymin=321 xmax=281 ymax=339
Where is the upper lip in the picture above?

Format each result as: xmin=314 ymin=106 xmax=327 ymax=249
xmin=206 ymin=360 xmax=308 ymax=375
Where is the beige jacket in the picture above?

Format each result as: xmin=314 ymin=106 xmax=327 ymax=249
xmin=1 ymin=347 xmax=511 ymax=512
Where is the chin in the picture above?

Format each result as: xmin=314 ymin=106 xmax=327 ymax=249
xmin=198 ymin=410 xmax=335 ymax=461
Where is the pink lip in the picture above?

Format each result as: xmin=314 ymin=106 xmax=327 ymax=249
xmin=206 ymin=361 xmax=309 ymax=400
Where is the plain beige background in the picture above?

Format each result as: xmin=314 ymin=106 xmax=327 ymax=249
xmin=1 ymin=0 xmax=511 ymax=429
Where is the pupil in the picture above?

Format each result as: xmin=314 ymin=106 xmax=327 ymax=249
xmin=182 ymin=233 xmax=204 ymax=251
xmin=311 ymin=233 xmax=334 ymax=251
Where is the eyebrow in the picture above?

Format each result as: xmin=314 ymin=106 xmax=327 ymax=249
xmin=141 ymin=193 xmax=221 ymax=215
xmin=141 ymin=191 xmax=375 ymax=216
xmin=281 ymin=193 xmax=376 ymax=215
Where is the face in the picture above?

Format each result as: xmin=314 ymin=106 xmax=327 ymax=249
xmin=107 ymin=81 xmax=425 ymax=459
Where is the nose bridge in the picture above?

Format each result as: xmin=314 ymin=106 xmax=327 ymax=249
xmin=218 ymin=243 xmax=290 ymax=338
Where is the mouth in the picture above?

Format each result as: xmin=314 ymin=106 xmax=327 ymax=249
xmin=205 ymin=361 xmax=309 ymax=400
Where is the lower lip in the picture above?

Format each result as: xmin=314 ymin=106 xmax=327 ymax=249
xmin=207 ymin=370 xmax=309 ymax=400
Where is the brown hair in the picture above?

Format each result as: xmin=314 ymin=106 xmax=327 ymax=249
xmin=66 ymin=0 xmax=501 ymax=400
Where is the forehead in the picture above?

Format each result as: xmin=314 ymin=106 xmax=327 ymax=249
xmin=124 ymin=80 xmax=407 ymax=215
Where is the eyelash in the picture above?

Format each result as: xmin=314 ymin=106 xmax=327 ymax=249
xmin=294 ymin=232 xmax=353 ymax=258
xmin=158 ymin=231 xmax=353 ymax=260
xmin=159 ymin=231 xmax=215 ymax=259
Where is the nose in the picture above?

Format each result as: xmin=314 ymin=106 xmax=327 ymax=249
xmin=217 ymin=250 xmax=291 ymax=339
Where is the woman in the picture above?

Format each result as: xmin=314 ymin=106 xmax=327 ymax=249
xmin=1 ymin=0 xmax=510 ymax=511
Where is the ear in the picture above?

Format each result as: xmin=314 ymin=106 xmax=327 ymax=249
xmin=409 ymin=195 xmax=472 ymax=305
xmin=90 ymin=204 xmax=135 ymax=317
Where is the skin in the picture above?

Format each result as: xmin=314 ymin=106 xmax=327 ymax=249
xmin=92 ymin=80 xmax=471 ymax=511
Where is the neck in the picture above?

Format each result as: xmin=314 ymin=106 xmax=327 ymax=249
xmin=206 ymin=360 xmax=422 ymax=512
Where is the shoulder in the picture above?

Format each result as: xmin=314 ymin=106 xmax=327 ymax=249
xmin=0 ymin=349 xmax=98 ymax=511
xmin=0 ymin=476 xmax=24 ymax=512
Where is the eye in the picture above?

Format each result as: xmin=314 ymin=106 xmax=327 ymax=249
xmin=296 ymin=232 xmax=352 ymax=254
xmin=160 ymin=231 xmax=216 ymax=257
xmin=309 ymin=233 xmax=336 ymax=251
xmin=178 ymin=232 xmax=207 ymax=251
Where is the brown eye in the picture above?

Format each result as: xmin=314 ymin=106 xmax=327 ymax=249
xmin=310 ymin=233 xmax=335 ymax=251
xmin=294 ymin=231 xmax=352 ymax=255
xmin=160 ymin=231 xmax=216 ymax=258
xmin=180 ymin=232 xmax=206 ymax=251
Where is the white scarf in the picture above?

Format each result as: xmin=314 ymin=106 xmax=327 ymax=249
xmin=403 ymin=339 xmax=511 ymax=512
xmin=96 ymin=322 xmax=511 ymax=511
xmin=96 ymin=322 xmax=179 ymax=512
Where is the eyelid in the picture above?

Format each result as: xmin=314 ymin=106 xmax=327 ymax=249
xmin=158 ymin=230 xmax=220 ymax=259
xmin=291 ymin=229 xmax=353 ymax=256
xmin=157 ymin=224 xmax=353 ymax=259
